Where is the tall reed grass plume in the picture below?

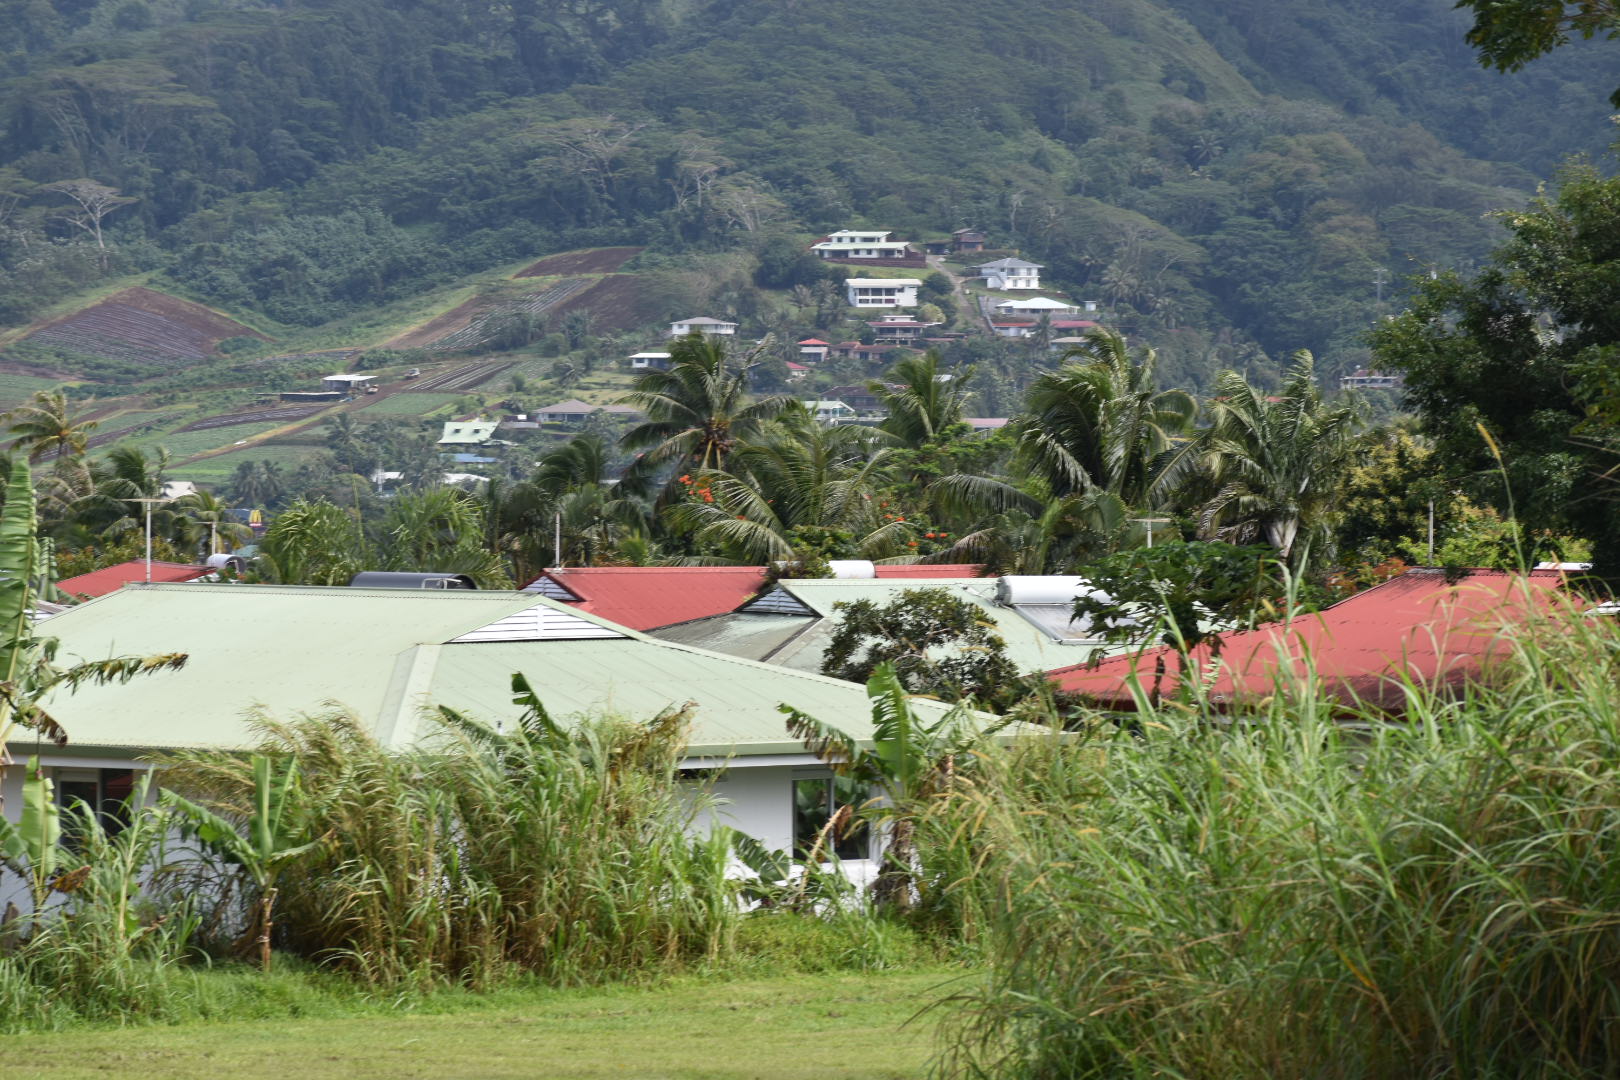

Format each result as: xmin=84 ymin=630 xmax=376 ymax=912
xmin=918 ymin=594 xmax=1620 ymax=1078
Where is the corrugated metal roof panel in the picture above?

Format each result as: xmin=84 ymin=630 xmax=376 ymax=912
xmin=1051 ymin=569 xmax=1569 ymax=711
xmin=540 ymin=566 xmax=770 ymax=630
xmin=26 ymin=583 xmax=983 ymax=757
xmin=58 ymin=561 xmax=208 ymax=599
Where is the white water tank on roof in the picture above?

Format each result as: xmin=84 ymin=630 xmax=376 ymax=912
xmin=995 ymin=575 xmax=1105 ymax=606
xmin=827 ymin=560 xmax=876 ymax=579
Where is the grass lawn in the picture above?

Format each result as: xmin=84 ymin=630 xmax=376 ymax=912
xmin=0 ymin=970 xmax=958 ymax=1080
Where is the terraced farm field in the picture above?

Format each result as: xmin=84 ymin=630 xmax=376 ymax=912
xmin=359 ymin=392 xmax=464 ymax=416
xmin=0 ymin=372 xmax=64 ymax=403
xmin=122 ymin=422 xmax=286 ymax=459
xmin=544 ymin=275 xmax=662 ymax=333
xmin=177 ymin=405 xmax=328 ymax=432
xmin=514 ymin=246 xmax=643 ymax=277
xmin=406 ymin=361 xmax=512 ymax=392
xmin=171 ymin=443 xmax=322 ymax=481
xmin=21 ymin=288 xmax=268 ymax=369
xmin=389 ymin=280 xmax=590 ymax=351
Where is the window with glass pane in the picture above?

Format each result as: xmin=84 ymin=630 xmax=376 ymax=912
xmin=792 ymin=776 xmax=869 ymax=861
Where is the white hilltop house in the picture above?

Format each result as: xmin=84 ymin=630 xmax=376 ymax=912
xmin=628 ymin=350 xmax=672 ymax=371
xmin=669 ymin=317 xmax=738 ymax=337
xmin=994 ymin=296 xmax=1083 ymax=316
xmin=845 ymin=278 xmax=921 ymax=309
xmin=974 ymin=257 xmax=1043 ymax=290
xmin=804 ymin=400 xmax=857 ymax=423
xmin=810 ymin=230 xmax=911 ymax=260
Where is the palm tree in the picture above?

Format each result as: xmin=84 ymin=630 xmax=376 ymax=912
xmin=228 ymin=460 xmax=284 ymax=509
xmin=1199 ymin=350 xmax=1364 ymax=566
xmin=380 ymin=486 xmax=512 ymax=587
xmin=620 ymin=333 xmax=792 ymax=471
xmin=870 ymin=350 xmax=970 ymax=449
xmin=664 ymin=407 xmax=900 ymax=562
xmin=930 ymin=481 xmax=1134 ymax=575
xmin=1015 ymin=327 xmax=1197 ymax=506
xmin=171 ymin=489 xmax=253 ymax=556
xmin=257 ymin=499 xmax=366 ymax=586
xmin=54 ymin=445 xmax=173 ymax=544
xmin=5 ymin=391 xmax=99 ymax=463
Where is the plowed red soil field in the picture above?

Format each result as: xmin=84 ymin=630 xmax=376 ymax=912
xmin=23 ymin=288 xmax=268 ymax=367
xmin=544 ymin=274 xmax=662 ymax=333
xmin=515 ymin=246 xmax=643 ymax=277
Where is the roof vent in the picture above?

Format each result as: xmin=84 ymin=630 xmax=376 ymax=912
xmin=740 ymin=585 xmax=816 ymax=616
xmin=449 ymin=604 xmax=625 ymax=643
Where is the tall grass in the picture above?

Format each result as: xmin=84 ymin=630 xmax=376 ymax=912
xmin=921 ymin=606 xmax=1620 ymax=1078
xmin=159 ymin=709 xmax=738 ymax=989
xmin=0 ymin=782 xmax=202 ymax=1030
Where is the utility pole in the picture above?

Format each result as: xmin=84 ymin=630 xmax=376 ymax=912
xmin=1132 ymin=517 xmax=1172 ymax=549
xmin=130 ymin=498 xmax=167 ymax=583
xmin=1373 ymin=267 xmax=1389 ymax=305
xmin=1427 ymin=499 xmax=1435 ymax=565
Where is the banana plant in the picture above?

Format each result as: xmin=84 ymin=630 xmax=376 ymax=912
xmin=0 ymin=457 xmax=187 ymax=779
xmin=160 ymin=755 xmax=324 ymax=972
xmin=781 ymin=663 xmax=994 ymax=910
xmin=0 ymin=757 xmax=66 ymax=913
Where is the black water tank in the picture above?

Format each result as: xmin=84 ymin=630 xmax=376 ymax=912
xmin=348 ymin=571 xmax=477 ymax=590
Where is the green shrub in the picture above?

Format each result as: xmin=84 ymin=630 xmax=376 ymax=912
xmin=733 ymin=912 xmax=933 ymax=974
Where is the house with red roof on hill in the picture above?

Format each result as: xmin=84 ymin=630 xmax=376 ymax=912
xmin=1049 ymin=568 xmax=1571 ymax=713
xmin=797 ymin=339 xmax=830 ymax=363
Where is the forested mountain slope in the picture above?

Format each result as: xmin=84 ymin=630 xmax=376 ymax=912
xmin=0 ymin=0 xmax=1613 ymax=387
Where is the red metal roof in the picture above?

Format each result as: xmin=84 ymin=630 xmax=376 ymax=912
xmin=1051 ymin=569 xmax=1569 ymax=711
xmin=798 ymin=338 xmax=830 ymax=346
xmin=58 ymin=560 xmax=209 ymax=599
xmin=535 ymin=566 xmax=772 ymax=630
xmin=873 ymin=564 xmax=986 ymax=579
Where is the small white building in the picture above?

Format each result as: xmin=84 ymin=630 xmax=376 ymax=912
xmin=797 ymin=338 xmax=831 ymax=363
xmin=804 ymin=400 xmax=856 ymax=423
xmin=321 ymin=373 xmax=377 ymax=393
xmin=993 ymin=296 xmax=1076 ymax=316
xmin=974 ymin=257 xmax=1043 ymax=291
xmin=669 ymin=317 xmax=738 ymax=337
xmin=1340 ymin=369 xmax=1403 ymax=390
xmin=437 ymin=420 xmax=500 ymax=446
xmin=810 ymin=230 xmax=911 ymax=260
xmin=628 ymin=351 xmax=672 ymax=371
xmin=845 ymin=278 xmax=922 ymax=309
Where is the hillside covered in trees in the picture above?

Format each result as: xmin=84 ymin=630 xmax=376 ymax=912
xmin=0 ymin=0 xmax=1615 ymax=388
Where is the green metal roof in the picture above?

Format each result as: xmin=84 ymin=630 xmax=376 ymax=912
xmin=24 ymin=584 xmax=970 ymax=758
xmin=654 ymin=578 xmax=1110 ymax=674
